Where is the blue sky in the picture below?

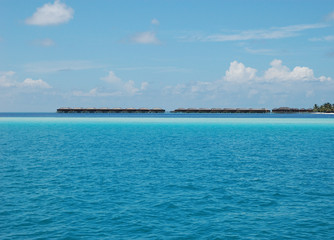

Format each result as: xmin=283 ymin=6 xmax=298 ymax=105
xmin=1 ymin=0 xmax=334 ymax=111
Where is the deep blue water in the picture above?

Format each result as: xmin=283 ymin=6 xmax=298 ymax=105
xmin=1 ymin=114 xmax=334 ymax=239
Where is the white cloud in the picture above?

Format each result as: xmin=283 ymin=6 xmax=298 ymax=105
xmin=309 ymin=35 xmax=334 ymax=42
xmin=263 ymin=59 xmax=290 ymax=81
xmin=164 ymin=84 xmax=187 ymax=95
xmin=151 ymin=18 xmax=160 ymax=25
xmin=264 ymin=59 xmax=331 ymax=82
xmin=102 ymin=71 xmax=121 ymax=84
xmin=140 ymin=82 xmax=149 ymax=90
xmin=131 ymin=31 xmax=160 ymax=44
xmin=72 ymin=88 xmax=114 ymax=97
xmin=0 ymin=71 xmax=52 ymax=89
xmin=244 ymin=47 xmax=277 ymax=55
xmin=122 ymin=80 xmax=138 ymax=95
xmin=25 ymin=0 xmax=74 ymax=26
xmin=101 ymin=71 xmax=148 ymax=96
xmin=182 ymin=23 xmax=327 ymax=42
xmin=221 ymin=59 xmax=331 ymax=83
xmin=0 ymin=71 xmax=16 ymax=87
xmin=73 ymin=80 xmax=148 ymax=98
xmin=278 ymin=24 xmax=326 ymax=32
xmin=24 ymin=60 xmax=101 ymax=73
xmin=19 ymin=78 xmax=52 ymax=89
xmin=165 ymin=59 xmax=332 ymax=96
xmin=224 ymin=61 xmax=257 ymax=82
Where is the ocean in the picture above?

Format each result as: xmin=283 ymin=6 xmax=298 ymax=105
xmin=1 ymin=113 xmax=334 ymax=239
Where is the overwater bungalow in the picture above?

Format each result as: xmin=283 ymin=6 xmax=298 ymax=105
xmin=272 ymin=107 xmax=313 ymax=113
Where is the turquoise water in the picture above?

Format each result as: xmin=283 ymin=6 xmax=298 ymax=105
xmin=1 ymin=115 xmax=334 ymax=239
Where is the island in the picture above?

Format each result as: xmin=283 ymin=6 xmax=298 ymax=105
xmin=313 ymin=103 xmax=334 ymax=113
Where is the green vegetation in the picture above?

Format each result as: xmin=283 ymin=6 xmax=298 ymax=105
xmin=313 ymin=103 xmax=334 ymax=113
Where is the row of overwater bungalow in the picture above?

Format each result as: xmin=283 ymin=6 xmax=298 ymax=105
xmin=171 ymin=108 xmax=270 ymax=113
xmin=57 ymin=107 xmax=313 ymax=113
xmin=271 ymin=107 xmax=314 ymax=113
xmin=56 ymin=108 xmax=165 ymax=113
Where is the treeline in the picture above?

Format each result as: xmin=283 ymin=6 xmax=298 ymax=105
xmin=313 ymin=103 xmax=334 ymax=113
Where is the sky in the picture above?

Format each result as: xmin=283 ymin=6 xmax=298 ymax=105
xmin=1 ymin=0 xmax=334 ymax=112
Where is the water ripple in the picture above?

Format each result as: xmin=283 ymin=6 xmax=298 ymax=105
xmin=1 ymin=118 xmax=334 ymax=239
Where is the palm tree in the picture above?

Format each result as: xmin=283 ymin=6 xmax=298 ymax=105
xmin=314 ymin=102 xmax=334 ymax=113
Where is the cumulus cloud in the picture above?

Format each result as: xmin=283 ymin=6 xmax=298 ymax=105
xmin=131 ymin=31 xmax=160 ymax=44
xmin=19 ymin=78 xmax=52 ymax=88
xmin=0 ymin=71 xmax=52 ymax=89
xmin=25 ymin=0 xmax=74 ymax=26
xmin=263 ymin=59 xmax=290 ymax=81
xmin=224 ymin=61 xmax=257 ymax=82
xmin=101 ymin=71 xmax=148 ymax=96
xmin=221 ymin=59 xmax=331 ymax=83
xmin=263 ymin=59 xmax=331 ymax=82
xmin=102 ymin=71 xmax=121 ymax=84
xmin=165 ymin=59 xmax=332 ymax=97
